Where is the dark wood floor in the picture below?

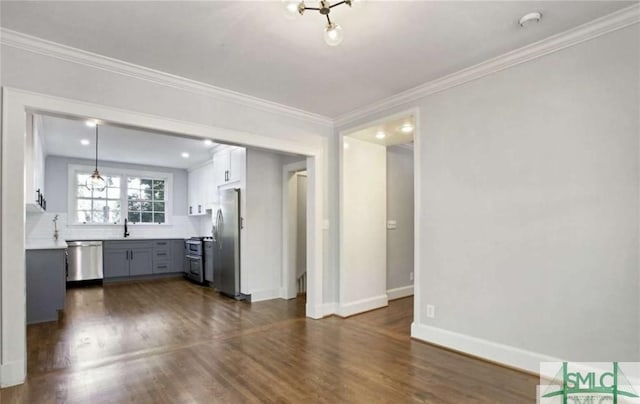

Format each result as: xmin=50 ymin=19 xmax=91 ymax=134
xmin=1 ymin=278 xmax=538 ymax=403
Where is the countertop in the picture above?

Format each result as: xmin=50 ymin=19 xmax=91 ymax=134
xmin=66 ymin=236 xmax=190 ymax=241
xmin=26 ymin=239 xmax=69 ymax=250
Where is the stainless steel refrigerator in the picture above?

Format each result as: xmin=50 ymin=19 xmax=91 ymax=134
xmin=213 ymin=188 xmax=243 ymax=299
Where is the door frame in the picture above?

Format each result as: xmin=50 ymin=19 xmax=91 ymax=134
xmin=337 ymin=107 xmax=421 ymax=317
xmin=282 ymin=160 xmax=307 ymax=299
xmin=0 ymin=87 xmax=325 ymax=387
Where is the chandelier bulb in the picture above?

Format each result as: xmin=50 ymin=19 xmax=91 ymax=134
xmin=324 ymin=22 xmax=343 ymax=46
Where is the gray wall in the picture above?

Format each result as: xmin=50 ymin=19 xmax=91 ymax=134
xmin=45 ymin=155 xmax=189 ymax=214
xmin=244 ymin=148 xmax=285 ymax=295
xmin=339 ymin=24 xmax=640 ymax=363
xmin=386 ymin=146 xmax=414 ymax=290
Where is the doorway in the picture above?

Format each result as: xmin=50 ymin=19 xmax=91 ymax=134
xmin=338 ymin=111 xmax=417 ymax=317
xmin=0 ymin=89 xmax=325 ymax=387
xmin=282 ymin=161 xmax=308 ymax=300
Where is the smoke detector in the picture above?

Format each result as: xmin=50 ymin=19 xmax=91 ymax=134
xmin=519 ymin=12 xmax=542 ymax=27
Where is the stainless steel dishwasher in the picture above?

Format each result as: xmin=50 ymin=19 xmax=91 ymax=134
xmin=67 ymin=241 xmax=103 ymax=281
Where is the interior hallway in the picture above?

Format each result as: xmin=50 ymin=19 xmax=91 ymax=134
xmin=1 ymin=279 xmax=538 ymax=403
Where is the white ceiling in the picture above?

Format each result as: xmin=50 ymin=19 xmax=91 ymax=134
xmin=39 ymin=114 xmax=216 ymax=169
xmin=347 ymin=115 xmax=415 ymax=147
xmin=2 ymin=2 xmax=633 ymax=118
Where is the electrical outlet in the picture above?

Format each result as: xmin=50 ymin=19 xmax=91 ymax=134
xmin=426 ymin=304 xmax=435 ymax=319
xmin=409 ymin=272 xmax=414 ymax=281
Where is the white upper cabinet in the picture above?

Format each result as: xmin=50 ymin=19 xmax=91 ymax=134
xmin=187 ymin=161 xmax=214 ymax=216
xmin=213 ymin=146 xmax=246 ymax=186
xmin=228 ymin=148 xmax=246 ymax=184
xmin=25 ymin=114 xmax=47 ymax=213
xmin=188 ymin=145 xmax=246 ymax=216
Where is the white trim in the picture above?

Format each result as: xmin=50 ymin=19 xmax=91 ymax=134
xmin=0 ymin=360 xmax=25 ymax=388
xmin=336 ymin=294 xmax=389 ymax=318
xmin=320 ymin=303 xmax=338 ymax=317
xmin=282 ymin=160 xmax=307 ymax=300
xmin=335 ymin=4 xmax=640 ymax=127
xmin=0 ymin=88 xmax=325 ymax=386
xmin=66 ymin=163 xmax=174 ymax=225
xmin=249 ymin=288 xmax=283 ymax=303
xmin=410 ymin=322 xmax=563 ymax=375
xmin=386 ymin=285 xmax=414 ymax=300
xmin=0 ymin=29 xmax=333 ymax=128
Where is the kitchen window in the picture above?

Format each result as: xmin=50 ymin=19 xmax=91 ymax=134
xmin=127 ymin=177 xmax=166 ymax=224
xmin=69 ymin=165 xmax=172 ymax=225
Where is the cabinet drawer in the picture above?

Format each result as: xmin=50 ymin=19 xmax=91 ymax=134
xmin=153 ymin=240 xmax=171 ymax=248
xmin=153 ymin=261 xmax=175 ymax=274
xmin=154 ymin=248 xmax=171 ymax=261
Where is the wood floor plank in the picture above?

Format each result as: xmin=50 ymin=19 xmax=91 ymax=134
xmin=1 ymin=278 xmax=538 ymax=403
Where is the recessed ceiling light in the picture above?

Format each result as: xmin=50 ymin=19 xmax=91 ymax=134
xmin=181 ymin=152 xmax=190 ymax=158
xmin=375 ymin=131 xmax=386 ymax=139
xmin=519 ymin=11 xmax=542 ymax=27
xmin=400 ymin=123 xmax=414 ymax=133
xmin=80 ymin=139 xmax=90 ymax=146
xmin=203 ymin=139 xmax=214 ymax=146
xmin=85 ymin=120 xmax=97 ymax=127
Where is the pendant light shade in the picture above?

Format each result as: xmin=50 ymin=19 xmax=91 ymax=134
xmin=86 ymin=124 xmax=106 ymax=192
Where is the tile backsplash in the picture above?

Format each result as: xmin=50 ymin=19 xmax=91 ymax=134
xmin=26 ymin=212 xmax=212 ymax=241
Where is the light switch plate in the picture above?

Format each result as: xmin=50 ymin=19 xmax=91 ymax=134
xmin=426 ymin=305 xmax=435 ymax=318
xmin=387 ymin=220 xmax=397 ymax=229
xmin=322 ymin=219 xmax=330 ymax=230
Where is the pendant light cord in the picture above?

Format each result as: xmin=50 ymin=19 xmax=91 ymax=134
xmin=95 ymin=124 xmax=99 ymax=171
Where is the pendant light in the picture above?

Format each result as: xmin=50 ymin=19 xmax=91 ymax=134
xmin=86 ymin=123 xmax=106 ymax=192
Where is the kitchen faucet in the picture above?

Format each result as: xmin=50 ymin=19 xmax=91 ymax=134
xmin=124 ymin=218 xmax=130 ymax=238
xmin=53 ymin=214 xmax=59 ymax=241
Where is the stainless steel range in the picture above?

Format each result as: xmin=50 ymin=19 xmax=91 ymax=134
xmin=185 ymin=237 xmax=205 ymax=284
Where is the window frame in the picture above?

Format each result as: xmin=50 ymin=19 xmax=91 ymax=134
xmin=67 ymin=164 xmax=173 ymax=226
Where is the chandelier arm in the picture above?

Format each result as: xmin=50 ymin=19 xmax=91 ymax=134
xmin=326 ymin=14 xmax=332 ymax=24
xmin=329 ymin=1 xmax=347 ymax=8
xmin=304 ymin=7 xmax=320 ymax=11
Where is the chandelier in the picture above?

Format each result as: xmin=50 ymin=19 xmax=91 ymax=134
xmin=284 ymin=0 xmax=353 ymax=46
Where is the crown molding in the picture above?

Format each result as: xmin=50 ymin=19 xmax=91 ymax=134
xmin=335 ymin=3 xmax=640 ymax=128
xmin=0 ymin=28 xmax=334 ymax=128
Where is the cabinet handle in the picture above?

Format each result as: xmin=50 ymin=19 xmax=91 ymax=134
xmin=198 ymin=205 xmax=202 ymax=213
xmin=131 ymin=250 xmax=133 ymax=260
xmin=126 ymin=250 xmax=129 ymax=260
xmin=225 ymin=170 xmax=229 ymax=182
xmin=189 ymin=206 xmax=193 ymax=214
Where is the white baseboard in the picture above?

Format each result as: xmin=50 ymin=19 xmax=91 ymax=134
xmin=1 ymin=360 xmax=25 ymax=388
xmin=387 ymin=285 xmax=414 ymax=300
xmin=249 ymin=288 xmax=283 ymax=302
xmin=337 ymin=294 xmax=388 ymax=318
xmin=306 ymin=303 xmax=324 ymax=319
xmin=320 ymin=302 xmax=337 ymax=317
xmin=411 ymin=322 xmax=563 ymax=374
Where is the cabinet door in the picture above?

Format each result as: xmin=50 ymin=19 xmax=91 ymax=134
xmin=172 ymin=240 xmax=186 ymax=273
xmin=187 ymin=170 xmax=197 ymax=215
xmin=229 ymin=147 xmax=246 ymax=183
xmin=103 ymin=249 xmax=130 ymax=278
xmin=213 ymin=150 xmax=230 ymax=185
xmin=203 ymin=163 xmax=216 ymax=207
xmin=129 ymin=248 xmax=153 ymax=276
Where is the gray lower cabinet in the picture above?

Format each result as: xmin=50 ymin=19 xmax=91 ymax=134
xmin=26 ymin=249 xmax=66 ymax=324
xmin=104 ymin=249 xmax=130 ymax=278
xmin=103 ymin=241 xmax=153 ymax=278
xmin=172 ymin=240 xmax=186 ymax=273
xmin=104 ymin=239 xmax=184 ymax=279
xmin=129 ymin=248 xmax=153 ymax=276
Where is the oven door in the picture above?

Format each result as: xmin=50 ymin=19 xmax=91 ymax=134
xmin=186 ymin=254 xmax=204 ymax=284
xmin=186 ymin=241 xmax=202 ymax=256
